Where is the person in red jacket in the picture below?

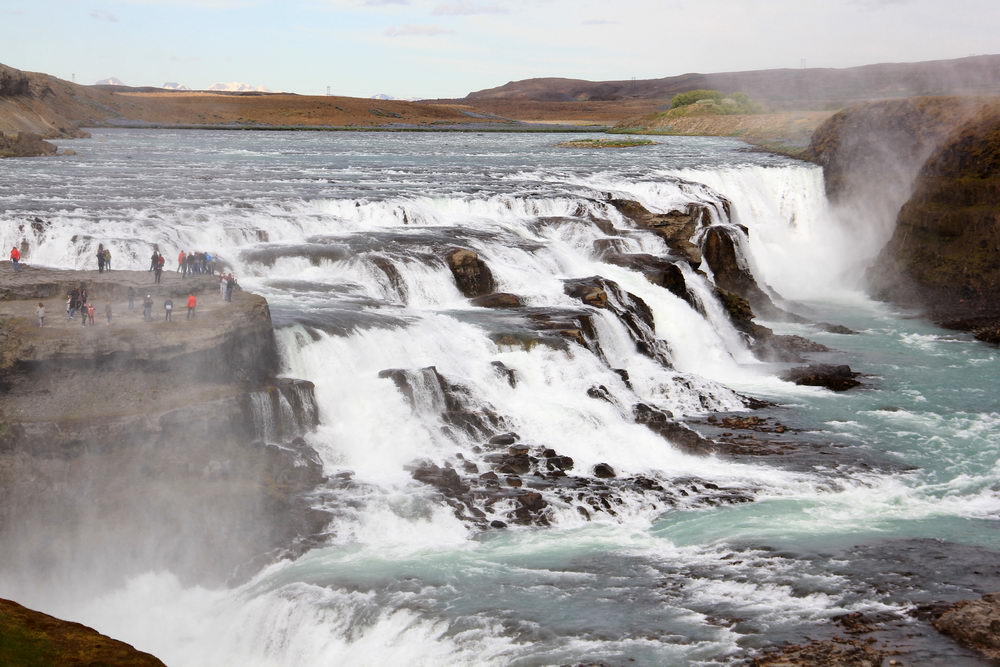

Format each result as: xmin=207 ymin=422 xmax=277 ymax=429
xmin=10 ymin=246 xmax=21 ymax=271
xmin=186 ymin=293 xmax=197 ymax=320
xmin=177 ymin=250 xmax=186 ymax=274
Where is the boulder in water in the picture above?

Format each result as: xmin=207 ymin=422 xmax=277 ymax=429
xmin=470 ymin=292 xmax=524 ymax=308
xmin=446 ymin=248 xmax=495 ymax=298
xmin=932 ymin=593 xmax=1000 ymax=660
xmin=780 ymin=364 xmax=861 ymax=391
xmin=593 ymin=463 xmax=616 ymax=478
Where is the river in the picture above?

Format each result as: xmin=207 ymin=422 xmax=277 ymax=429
xmin=1 ymin=129 xmax=997 ymax=665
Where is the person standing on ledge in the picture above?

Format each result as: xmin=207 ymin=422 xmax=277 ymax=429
xmin=186 ymin=292 xmax=197 ymax=320
xmin=80 ymin=301 xmax=88 ymax=327
xmin=164 ymin=297 xmax=173 ymax=322
xmin=10 ymin=246 xmax=21 ymax=271
xmin=149 ymin=247 xmax=159 ymax=272
xmin=153 ymin=259 xmax=163 ymax=284
xmin=36 ymin=302 xmax=45 ymax=327
xmin=143 ymin=294 xmax=153 ymax=322
xmin=97 ymin=244 xmax=105 ymax=273
xmin=178 ymin=250 xmax=186 ymax=274
xmin=104 ymin=248 xmax=112 ymax=271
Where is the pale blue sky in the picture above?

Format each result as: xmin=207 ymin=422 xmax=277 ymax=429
xmin=3 ymin=0 xmax=998 ymax=99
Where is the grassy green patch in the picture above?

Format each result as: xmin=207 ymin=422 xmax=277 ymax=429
xmin=0 ymin=616 xmax=56 ymax=667
xmin=556 ymin=138 xmax=656 ymax=148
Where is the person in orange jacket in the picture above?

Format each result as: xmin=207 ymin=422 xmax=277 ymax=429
xmin=186 ymin=293 xmax=197 ymax=320
xmin=10 ymin=246 xmax=21 ymax=271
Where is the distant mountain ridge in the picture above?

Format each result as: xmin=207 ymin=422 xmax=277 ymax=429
xmin=466 ymin=55 xmax=1000 ymax=108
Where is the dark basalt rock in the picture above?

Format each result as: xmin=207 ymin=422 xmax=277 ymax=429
xmin=411 ymin=462 xmax=470 ymax=496
xmin=932 ymin=592 xmax=1000 ymax=660
xmin=607 ymin=198 xmax=707 ymax=266
xmin=600 ymin=252 xmax=696 ymax=309
xmin=633 ymin=403 xmax=718 ymax=455
xmin=587 ymin=384 xmax=614 ymax=403
xmin=446 ymin=247 xmax=496 ymax=298
xmin=702 ymin=226 xmax=780 ymax=317
xmin=370 ymin=255 xmax=408 ymax=302
xmin=470 ymin=292 xmax=524 ymax=308
xmin=781 ymin=364 xmax=861 ymax=391
xmin=593 ymin=463 xmax=616 ymax=478
xmin=752 ymin=333 xmax=830 ymax=363
xmin=816 ymin=322 xmax=858 ymax=335
xmin=490 ymin=361 xmax=517 ymax=387
xmin=751 ymin=637 xmax=898 ymax=666
xmin=564 ymin=276 xmax=671 ymax=365
xmin=379 ymin=366 xmax=507 ymax=438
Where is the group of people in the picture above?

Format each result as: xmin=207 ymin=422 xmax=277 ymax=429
xmin=65 ymin=283 xmax=111 ymax=326
xmin=96 ymin=244 xmax=112 ymax=272
xmin=128 ymin=286 xmax=199 ymax=322
xmin=178 ymin=250 xmax=216 ymax=277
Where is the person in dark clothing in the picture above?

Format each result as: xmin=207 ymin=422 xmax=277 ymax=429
xmin=127 ymin=286 xmax=135 ymax=310
xmin=225 ymin=275 xmax=235 ymax=302
xmin=69 ymin=288 xmax=80 ymax=319
xmin=154 ymin=262 xmax=163 ymax=284
xmin=79 ymin=284 xmax=88 ymax=306
xmin=164 ymin=298 xmax=173 ymax=321
xmin=150 ymin=250 xmax=159 ymax=272
xmin=97 ymin=244 xmax=105 ymax=273
xmin=80 ymin=302 xmax=88 ymax=327
xmin=142 ymin=294 xmax=153 ymax=321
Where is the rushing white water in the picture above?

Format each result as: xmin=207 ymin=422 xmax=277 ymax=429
xmin=2 ymin=130 xmax=997 ymax=666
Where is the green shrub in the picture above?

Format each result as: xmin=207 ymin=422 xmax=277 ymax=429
xmin=667 ymin=90 xmax=763 ymax=115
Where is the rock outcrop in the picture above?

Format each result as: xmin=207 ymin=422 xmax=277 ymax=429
xmin=446 ymin=248 xmax=496 ymax=298
xmin=781 ymin=364 xmax=861 ymax=391
xmin=0 ymin=268 xmax=329 ymax=593
xmin=607 ymin=198 xmax=709 ymax=266
xmin=810 ymin=96 xmax=1000 ymax=344
xmin=870 ymin=104 xmax=1000 ymax=344
xmin=932 ymin=592 xmax=1000 ymax=660
xmin=0 ymin=598 xmax=164 ymax=666
xmin=0 ymin=132 xmax=57 ymax=158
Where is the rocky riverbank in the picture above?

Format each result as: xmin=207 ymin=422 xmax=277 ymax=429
xmin=0 ymin=266 xmax=331 ymax=600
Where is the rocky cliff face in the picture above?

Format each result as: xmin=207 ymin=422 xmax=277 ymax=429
xmin=810 ymin=97 xmax=1000 ymax=344
xmin=0 ymin=268 xmax=329 ymax=599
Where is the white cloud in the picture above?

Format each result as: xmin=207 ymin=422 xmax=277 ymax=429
xmin=433 ymin=1 xmax=508 ymax=15
xmin=89 ymin=9 xmax=119 ymax=22
xmin=384 ymin=23 xmax=454 ymax=36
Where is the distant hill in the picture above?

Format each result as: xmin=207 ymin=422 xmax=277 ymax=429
xmin=0 ymin=62 xmax=503 ymax=143
xmin=466 ymin=55 xmax=1000 ymax=109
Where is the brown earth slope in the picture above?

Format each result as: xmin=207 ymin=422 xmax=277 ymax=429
xmin=0 ymin=62 xmax=505 ymax=146
xmin=0 ymin=598 xmax=164 ymax=666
